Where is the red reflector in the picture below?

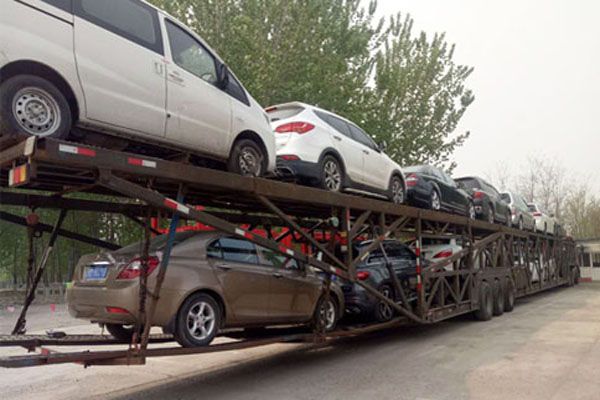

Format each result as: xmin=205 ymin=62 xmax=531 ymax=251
xmin=279 ymin=155 xmax=301 ymax=161
xmin=434 ymin=250 xmax=453 ymax=259
xmin=473 ymin=191 xmax=484 ymax=199
xmin=265 ymin=106 xmax=278 ymax=113
xmin=117 ymin=256 xmax=160 ymax=280
xmin=78 ymin=147 xmax=96 ymax=157
xmin=533 ymin=212 xmax=542 ymax=217
xmin=356 ymin=271 xmax=370 ymax=281
xmin=275 ymin=122 xmax=315 ymax=134
xmin=106 ymin=307 xmax=129 ymax=314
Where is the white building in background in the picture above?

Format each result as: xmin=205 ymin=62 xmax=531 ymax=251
xmin=578 ymin=238 xmax=600 ymax=281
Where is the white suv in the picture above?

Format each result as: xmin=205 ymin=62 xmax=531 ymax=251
xmin=267 ymin=103 xmax=406 ymax=203
xmin=0 ymin=0 xmax=275 ymax=176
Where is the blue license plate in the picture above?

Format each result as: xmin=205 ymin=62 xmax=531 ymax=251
xmin=85 ymin=265 xmax=108 ymax=281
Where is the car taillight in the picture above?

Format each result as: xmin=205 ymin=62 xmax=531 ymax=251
xmin=433 ymin=250 xmax=453 ymax=259
xmin=406 ymin=174 xmax=418 ymax=187
xmin=533 ymin=212 xmax=542 ymax=217
xmin=356 ymin=271 xmax=370 ymax=281
xmin=106 ymin=306 xmax=129 ymax=314
xmin=278 ymin=155 xmax=300 ymax=161
xmin=117 ymin=256 xmax=160 ymax=280
xmin=473 ymin=191 xmax=484 ymax=199
xmin=275 ymin=122 xmax=315 ymax=134
xmin=265 ymin=106 xmax=277 ymax=113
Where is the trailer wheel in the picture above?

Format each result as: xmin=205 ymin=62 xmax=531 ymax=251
xmin=0 ymin=75 xmax=72 ymax=139
xmin=492 ymin=280 xmax=505 ymax=316
xmin=474 ymin=281 xmax=493 ymax=321
xmin=174 ymin=293 xmax=220 ymax=347
xmin=105 ymin=324 xmax=137 ymax=342
xmin=504 ymin=279 xmax=516 ymax=312
xmin=571 ymin=267 xmax=580 ymax=286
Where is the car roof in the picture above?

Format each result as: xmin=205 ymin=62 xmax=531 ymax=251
xmin=267 ymin=102 xmax=359 ymax=127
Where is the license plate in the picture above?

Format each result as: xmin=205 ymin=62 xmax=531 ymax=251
xmin=85 ymin=264 xmax=108 ymax=281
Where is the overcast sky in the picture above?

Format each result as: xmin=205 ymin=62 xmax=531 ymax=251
xmin=377 ymin=0 xmax=600 ymax=194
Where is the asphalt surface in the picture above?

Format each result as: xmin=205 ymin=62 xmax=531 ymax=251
xmin=1 ymin=283 xmax=600 ymax=400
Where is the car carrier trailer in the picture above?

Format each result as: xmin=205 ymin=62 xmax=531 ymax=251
xmin=0 ymin=134 xmax=580 ymax=368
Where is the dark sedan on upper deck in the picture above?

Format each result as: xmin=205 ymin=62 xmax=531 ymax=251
xmin=455 ymin=176 xmax=511 ymax=225
xmin=404 ymin=165 xmax=475 ymax=219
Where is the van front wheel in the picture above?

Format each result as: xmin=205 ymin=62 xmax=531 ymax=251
xmin=0 ymin=75 xmax=72 ymax=139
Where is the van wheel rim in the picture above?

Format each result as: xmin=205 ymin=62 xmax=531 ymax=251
xmin=431 ymin=191 xmax=441 ymax=210
xmin=323 ymin=160 xmax=341 ymax=191
xmin=391 ymin=179 xmax=404 ymax=204
xmin=238 ymin=146 xmax=262 ymax=176
xmin=378 ymin=287 xmax=394 ymax=321
xmin=12 ymin=87 xmax=61 ymax=137
xmin=186 ymin=301 xmax=216 ymax=340
xmin=319 ymin=299 xmax=336 ymax=330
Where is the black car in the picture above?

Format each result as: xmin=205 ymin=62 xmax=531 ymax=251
xmin=404 ymin=165 xmax=475 ymax=218
xmin=342 ymin=240 xmax=424 ymax=322
xmin=455 ymin=176 xmax=511 ymax=225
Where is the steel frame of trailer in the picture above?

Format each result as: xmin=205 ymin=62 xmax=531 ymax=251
xmin=0 ymin=135 xmax=581 ymax=368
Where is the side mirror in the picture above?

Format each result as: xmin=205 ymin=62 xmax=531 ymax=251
xmin=217 ymin=62 xmax=229 ymax=89
xmin=378 ymin=141 xmax=388 ymax=152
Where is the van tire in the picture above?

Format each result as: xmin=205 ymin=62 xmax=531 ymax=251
xmin=227 ymin=139 xmax=265 ymax=177
xmin=0 ymin=75 xmax=72 ymax=139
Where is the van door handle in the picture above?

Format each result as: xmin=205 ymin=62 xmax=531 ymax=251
xmin=168 ymin=71 xmax=184 ymax=83
xmin=215 ymin=263 xmax=232 ymax=271
xmin=272 ymin=272 xmax=283 ymax=279
xmin=363 ymin=149 xmax=370 ymax=155
xmin=153 ymin=61 xmax=164 ymax=76
xmin=333 ymin=136 xmax=342 ymax=141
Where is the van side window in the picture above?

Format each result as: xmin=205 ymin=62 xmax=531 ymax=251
xmin=75 ymin=0 xmax=163 ymax=55
xmin=42 ymin=0 xmax=72 ymax=13
xmin=166 ymin=21 xmax=218 ymax=85
xmin=225 ymin=72 xmax=250 ymax=106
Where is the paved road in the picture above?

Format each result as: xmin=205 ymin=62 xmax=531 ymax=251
xmin=2 ymin=284 xmax=600 ymax=400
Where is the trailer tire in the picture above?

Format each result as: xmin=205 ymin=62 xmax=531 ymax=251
xmin=474 ymin=281 xmax=493 ymax=321
xmin=504 ymin=279 xmax=516 ymax=312
xmin=492 ymin=280 xmax=505 ymax=316
xmin=105 ymin=324 xmax=138 ymax=342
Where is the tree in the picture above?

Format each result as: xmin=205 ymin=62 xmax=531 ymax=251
xmin=362 ymin=14 xmax=474 ymax=171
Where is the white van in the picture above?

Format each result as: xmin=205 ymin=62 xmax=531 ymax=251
xmin=0 ymin=0 xmax=275 ymax=176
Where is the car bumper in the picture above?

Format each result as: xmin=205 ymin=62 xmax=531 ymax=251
xmin=276 ymin=158 xmax=321 ymax=182
xmin=342 ymin=285 xmax=378 ymax=316
xmin=66 ymin=283 xmax=141 ymax=325
xmin=406 ymin=187 xmax=431 ymax=208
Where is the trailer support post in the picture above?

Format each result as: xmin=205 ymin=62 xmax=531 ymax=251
xmin=12 ymin=210 xmax=67 ymax=335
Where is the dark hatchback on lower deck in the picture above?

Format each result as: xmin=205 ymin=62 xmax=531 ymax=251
xmin=342 ymin=240 xmax=424 ymax=323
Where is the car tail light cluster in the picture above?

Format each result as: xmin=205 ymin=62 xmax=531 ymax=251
xmin=116 ymin=256 xmax=160 ymax=280
xmin=356 ymin=271 xmax=370 ymax=280
xmin=278 ymin=155 xmax=300 ymax=161
xmin=275 ymin=122 xmax=315 ymax=134
xmin=406 ymin=174 xmax=419 ymax=187
xmin=433 ymin=250 xmax=453 ymax=259
xmin=533 ymin=212 xmax=542 ymax=217
xmin=106 ymin=307 xmax=129 ymax=314
xmin=473 ymin=191 xmax=484 ymax=199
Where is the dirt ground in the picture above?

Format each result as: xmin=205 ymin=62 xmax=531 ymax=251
xmin=1 ymin=283 xmax=599 ymax=400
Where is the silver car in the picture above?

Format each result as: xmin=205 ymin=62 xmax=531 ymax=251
xmin=500 ymin=192 xmax=535 ymax=231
